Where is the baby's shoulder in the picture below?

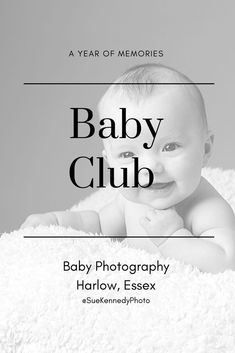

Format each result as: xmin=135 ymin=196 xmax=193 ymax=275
xmin=186 ymin=177 xmax=235 ymax=234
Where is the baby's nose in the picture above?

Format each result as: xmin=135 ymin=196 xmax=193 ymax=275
xmin=154 ymin=162 xmax=164 ymax=174
xmin=141 ymin=156 xmax=164 ymax=174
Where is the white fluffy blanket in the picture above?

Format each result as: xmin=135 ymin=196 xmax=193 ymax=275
xmin=1 ymin=168 xmax=235 ymax=353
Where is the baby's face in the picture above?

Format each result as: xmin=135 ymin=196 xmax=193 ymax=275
xmin=102 ymin=88 xmax=209 ymax=209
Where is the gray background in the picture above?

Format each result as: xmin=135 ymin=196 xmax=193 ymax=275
xmin=1 ymin=0 xmax=234 ymax=234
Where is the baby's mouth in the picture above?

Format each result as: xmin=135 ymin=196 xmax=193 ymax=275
xmin=145 ymin=181 xmax=175 ymax=190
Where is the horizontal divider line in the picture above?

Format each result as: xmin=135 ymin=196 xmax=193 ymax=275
xmin=23 ymin=235 xmax=214 ymax=239
xmin=23 ymin=82 xmax=215 ymax=86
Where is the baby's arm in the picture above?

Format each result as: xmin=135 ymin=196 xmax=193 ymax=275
xmin=20 ymin=195 xmax=126 ymax=236
xmin=21 ymin=210 xmax=102 ymax=233
xmin=141 ymin=201 xmax=235 ymax=273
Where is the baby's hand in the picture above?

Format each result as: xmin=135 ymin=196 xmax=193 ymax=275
xmin=20 ymin=212 xmax=58 ymax=229
xmin=140 ymin=208 xmax=184 ymax=236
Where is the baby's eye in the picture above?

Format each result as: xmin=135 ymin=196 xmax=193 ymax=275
xmin=162 ymin=143 xmax=180 ymax=152
xmin=119 ymin=151 xmax=135 ymax=159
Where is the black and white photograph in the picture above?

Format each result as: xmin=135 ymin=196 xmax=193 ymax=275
xmin=1 ymin=1 xmax=235 ymax=352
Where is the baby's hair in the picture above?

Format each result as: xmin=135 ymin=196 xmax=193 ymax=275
xmin=98 ymin=63 xmax=208 ymax=131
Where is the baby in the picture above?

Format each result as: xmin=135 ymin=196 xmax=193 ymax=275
xmin=21 ymin=63 xmax=235 ymax=273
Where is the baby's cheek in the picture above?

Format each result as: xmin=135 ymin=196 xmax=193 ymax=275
xmin=110 ymin=164 xmax=129 ymax=186
xmin=112 ymin=163 xmax=133 ymax=182
xmin=178 ymin=166 xmax=201 ymax=194
xmin=168 ymin=157 xmax=200 ymax=190
xmin=172 ymin=155 xmax=200 ymax=176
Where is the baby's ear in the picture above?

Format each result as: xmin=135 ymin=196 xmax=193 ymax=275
xmin=203 ymin=131 xmax=214 ymax=166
